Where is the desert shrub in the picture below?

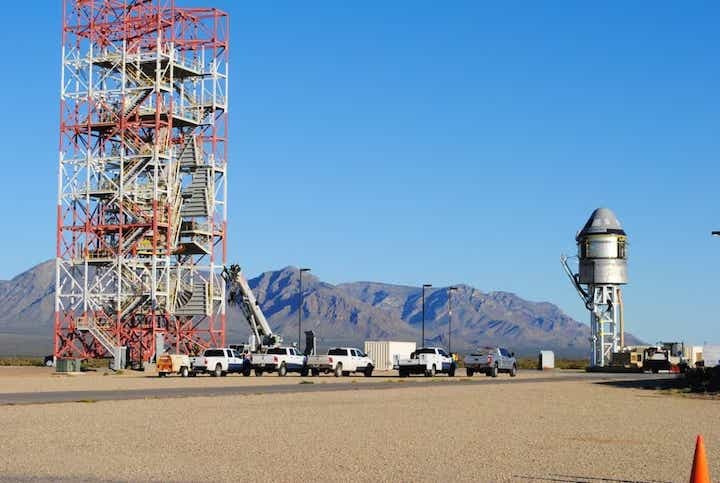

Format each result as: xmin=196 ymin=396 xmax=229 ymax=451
xmin=516 ymin=357 xmax=588 ymax=370
xmin=0 ymin=357 xmax=45 ymax=367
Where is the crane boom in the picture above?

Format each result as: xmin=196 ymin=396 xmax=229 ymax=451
xmin=222 ymin=264 xmax=280 ymax=351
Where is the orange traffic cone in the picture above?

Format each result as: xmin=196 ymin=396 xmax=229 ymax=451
xmin=690 ymin=435 xmax=711 ymax=483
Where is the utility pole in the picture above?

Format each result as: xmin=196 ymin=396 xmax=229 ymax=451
xmin=448 ymin=286 xmax=458 ymax=353
xmin=422 ymin=284 xmax=432 ymax=347
xmin=298 ymin=268 xmax=311 ymax=349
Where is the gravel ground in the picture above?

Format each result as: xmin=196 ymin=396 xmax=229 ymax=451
xmin=0 ymin=377 xmax=717 ymax=482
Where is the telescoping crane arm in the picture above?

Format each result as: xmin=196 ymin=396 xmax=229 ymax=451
xmin=222 ymin=264 xmax=279 ymax=351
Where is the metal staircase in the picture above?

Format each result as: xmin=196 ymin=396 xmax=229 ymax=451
xmin=75 ymin=317 xmax=125 ymax=371
xmin=123 ymin=87 xmax=153 ymax=117
xmin=180 ymin=167 xmax=211 ymax=217
xmin=122 ymin=156 xmax=152 ymax=187
xmin=178 ymin=135 xmax=202 ymax=169
xmin=174 ymin=280 xmax=210 ymax=316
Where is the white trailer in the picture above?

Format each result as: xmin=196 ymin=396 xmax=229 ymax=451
xmin=364 ymin=341 xmax=416 ymax=371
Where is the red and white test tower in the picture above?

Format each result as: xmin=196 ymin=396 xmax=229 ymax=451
xmin=55 ymin=0 xmax=229 ymax=367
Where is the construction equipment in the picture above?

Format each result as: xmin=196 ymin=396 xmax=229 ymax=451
xmin=222 ymin=264 xmax=281 ymax=352
xmin=643 ymin=342 xmax=687 ymax=373
xmin=610 ymin=348 xmax=645 ymax=370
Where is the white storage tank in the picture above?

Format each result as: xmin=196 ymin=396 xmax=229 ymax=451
xmin=364 ymin=341 xmax=416 ymax=371
xmin=538 ymin=350 xmax=555 ymax=370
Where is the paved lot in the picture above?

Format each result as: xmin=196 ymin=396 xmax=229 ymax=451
xmin=0 ymin=368 xmax=716 ymax=482
xmin=0 ymin=367 xmax=675 ymax=404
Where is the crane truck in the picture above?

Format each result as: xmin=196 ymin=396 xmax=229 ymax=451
xmin=222 ymin=264 xmax=282 ymax=353
xmin=220 ymin=264 xmax=308 ymax=376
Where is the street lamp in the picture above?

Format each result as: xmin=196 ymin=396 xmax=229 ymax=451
xmin=447 ymin=286 xmax=458 ymax=354
xmin=422 ymin=284 xmax=432 ymax=347
xmin=298 ymin=268 xmax=311 ymax=349
xmin=713 ymin=231 xmax=720 ymax=237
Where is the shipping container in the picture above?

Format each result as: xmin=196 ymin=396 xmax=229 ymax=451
xmin=364 ymin=341 xmax=416 ymax=371
xmin=538 ymin=350 xmax=555 ymax=370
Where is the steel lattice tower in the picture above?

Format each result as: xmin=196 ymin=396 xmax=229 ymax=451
xmin=55 ymin=0 xmax=229 ymax=367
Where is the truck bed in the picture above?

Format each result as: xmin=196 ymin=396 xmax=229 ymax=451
xmin=306 ymin=355 xmax=332 ymax=369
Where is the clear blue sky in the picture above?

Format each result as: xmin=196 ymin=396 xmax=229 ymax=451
xmin=0 ymin=1 xmax=718 ymax=344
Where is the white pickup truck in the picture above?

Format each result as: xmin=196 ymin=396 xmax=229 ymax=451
xmin=251 ymin=346 xmax=308 ymax=376
xmin=397 ymin=347 xmax=456 ymax=377
xmin=191 ymin=348 xmax=251 ymax=377
xmin=306 ymin=347 xmax=374 ymax=377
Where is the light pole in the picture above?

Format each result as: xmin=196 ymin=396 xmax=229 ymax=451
xmin=422 ymin=284 xmax=432 ymax=347
xmin=298 ymin=268 xmax=311 ymax=349
xmin=447 ymin=286 xmax=458 ymax=354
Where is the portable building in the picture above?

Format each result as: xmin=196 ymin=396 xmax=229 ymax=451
xmin=364 ymin=341 xmax=416 ymax=371
xmin=702 ymin=344 xmax=720 ymax=368
xmin=538 ymin=350 xmax=555 ymax=370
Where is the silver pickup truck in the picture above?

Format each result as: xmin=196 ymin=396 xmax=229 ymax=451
xmin=464 ymin=347 xmax=517 ymax=377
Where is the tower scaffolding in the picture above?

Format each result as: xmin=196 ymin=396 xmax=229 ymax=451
xmin=55 ymin=0 xmax=229 ymax=367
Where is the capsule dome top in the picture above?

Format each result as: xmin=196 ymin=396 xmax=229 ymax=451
xmin=576 ymin=207 xmax=626 ymax=240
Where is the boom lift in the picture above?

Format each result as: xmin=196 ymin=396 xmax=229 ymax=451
xmin=221 ymin=264 xmax=281 ymax=352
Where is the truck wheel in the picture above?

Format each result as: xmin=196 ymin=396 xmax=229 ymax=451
xmin=311 ymin=369 xmax=320 ymax=377
xmin=426 ymin=365 xmax=436 ymax=377
xmin=334 ymin=363 xmax=343 ymax=377
xmin=214 ymin=364 xmax=222 ymax=378
xmin=466 ymin=368 xmax=474 ymax=377
xmin=255 ymin=369 xmax=264 ymax=377
xmin=158 ymin=372 xmax=166 ymax=378
xmin=399 ymin=369 xmax=408 ymax=377
xmin=278 ymin=363 xmax=288 ymax=377
xmin=510 ymin=365 xmax=517 ymax=377
xmin=364 ymin=366 xmax=373 ymax=377
xmin=180 ymin=367 xmax=189 ymax=378
xmin=448 ymin=364 xmax=456 ymax=377
xmin=491 ymin=365 xmax=498 ymax=378
xmin=300 ymin=366 xmax=309 ymax=377
xmin=242 ymin=367 xmax=252 ymax=377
